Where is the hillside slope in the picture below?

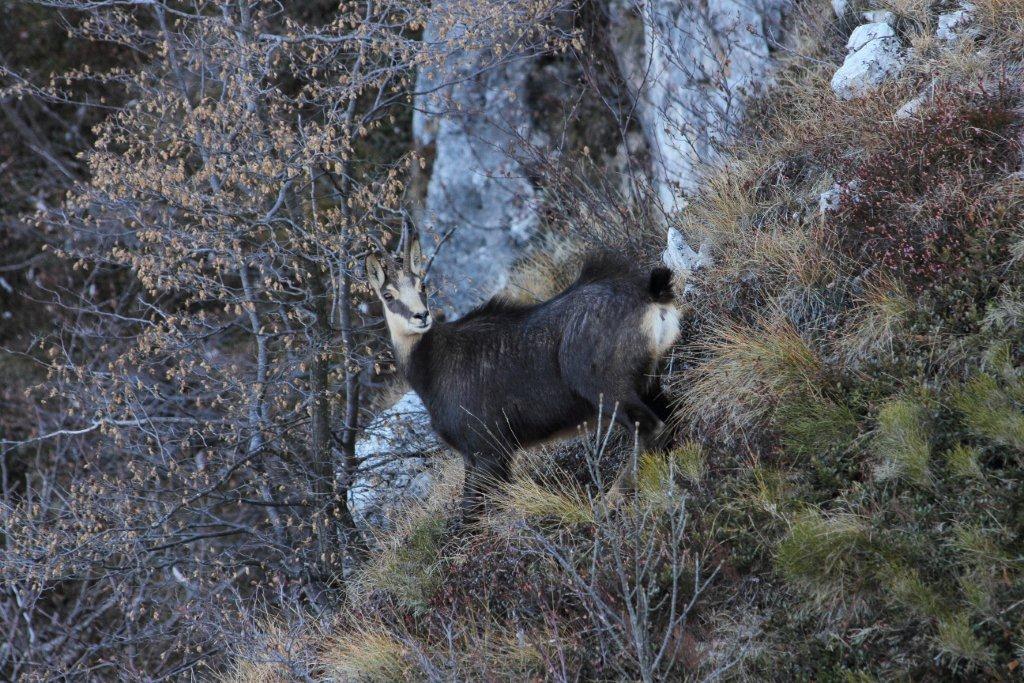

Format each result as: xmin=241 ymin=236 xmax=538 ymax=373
xmin=226 ymin=0 xmax=1024 ymax=680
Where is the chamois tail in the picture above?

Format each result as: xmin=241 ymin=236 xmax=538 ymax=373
xmin=647 ymin=267 xmax=674 ymax=303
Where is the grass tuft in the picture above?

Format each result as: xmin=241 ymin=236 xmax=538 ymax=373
xmin=353 ymin=512 xmax=447 ymax=612
xmin=884 ymin=564 xmax=945 ymax=620
xmin=944 ymin=443 xmax=983 ymax=479
xmin=499 ymin=471 xmax=595 ymax=525
xmin=953 ymin=373 xmax=1024 ymax=451
xmin=840 ymin=277 xmax=912 ymax=364
xmin=671 ymin=440 xmax=707 ymax=484
xmin=636 ymin=451 xmax=674 ymax=501
xmin=778 ymin=395 xmax=859 ymax=458
xmin=776 ymin=510 xmax=872 ymax=603
xmin=872 ymin=398 xmax=932 ymax=486
xmin=681 ymin=316 xmax=822 ymax=432
xmin=323 ymin=627 xmax=409 ymax=682
xmin=935 ymin=613 xmax=993 ymax=668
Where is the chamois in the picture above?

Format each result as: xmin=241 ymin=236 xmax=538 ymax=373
xmin=365 ymin=225 xmax=681 ymax=514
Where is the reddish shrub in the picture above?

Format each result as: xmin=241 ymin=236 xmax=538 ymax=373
xmin=835 ymin=83 xmax=1021 ymax=295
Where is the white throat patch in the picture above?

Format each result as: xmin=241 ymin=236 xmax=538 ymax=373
xmin=641 ymin=303 xmax=681 ymax=357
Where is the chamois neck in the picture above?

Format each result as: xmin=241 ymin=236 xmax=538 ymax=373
xmin=388 ymin=326 xmax=427 ymax=376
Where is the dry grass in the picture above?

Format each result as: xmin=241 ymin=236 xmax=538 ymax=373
xmin=883 ymin=564 xmax=945 ymax=620
xmin=839 ymin=276 xmax=913 ymax=364
xmin=497 ymin=467 xmax=595 ymax=525
xmin=498 ymin=234 xmax=586 ymax=304
xmin=944 ymin=443 xmax=984 ymax=479
xmin=953 ymin=373 xmax=1024 ymax=451
xmin=220 ymin=661 xmax=292 ymax=683
xmin=974 ymin=0 xmax=1024 ymax=50
xmin=679 ymin=315 xmax=823 ymax=432
xmin=321 ymin=626 xmax=410 ymax=682
xmin=935 ymin=613 xmax=993 ymax=668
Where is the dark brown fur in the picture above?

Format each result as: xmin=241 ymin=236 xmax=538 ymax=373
xmin=400 ymin=254 xmax=674 ymax=514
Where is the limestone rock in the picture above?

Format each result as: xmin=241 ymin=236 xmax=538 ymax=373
xmin=819 ymin=185 xmax=843 ymax=214
xmin=831 ymin=21 xmax=906 ymax=100
xmin=663 ymin=227 xmax=712 ymax=279
xmin=413 ymin=19 xmax=539 ymax=314
xmin=861 ymin=10 xmax=895 ymax=24
xmin=847 ymin=20 xmax=896 ymax=52
xmin=819 ymin=179 xmax=861 ymax=214
xmin=606 ymin=0 xmax=785 ymax=213
xmin=895 ymin=93 xmax=928 ymax=120
xmin=349 ymin=391 xmax=442 ymax=530
xmin=937 ymin=3 xmax=977 ymax=41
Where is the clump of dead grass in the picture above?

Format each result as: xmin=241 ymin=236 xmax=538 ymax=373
xmin=678 ymin=315 xmax=823 ymax=433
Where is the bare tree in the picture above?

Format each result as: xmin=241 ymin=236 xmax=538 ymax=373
xmin=0 ymin=0 xmax=567 ymax=677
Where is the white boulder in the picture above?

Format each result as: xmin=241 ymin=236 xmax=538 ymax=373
xmin=895 ymin=93 xmax=928 ymax=120
xmin=847 ymin=21 xmax=896 ymax=51
xmin=861 ymin=10 xmax=896 ymax=24
xmin=937 ymin=3 xmax=977 ymax=41
xmin=819 ymin=179 xmax=862 ymax=214
xmin=819 ymin=185 xmax=843 ymax=214
xmin=349 ymin=391 xmax=443 ymax=530
xmin=832 ymin=20 xmax=906 ymax=100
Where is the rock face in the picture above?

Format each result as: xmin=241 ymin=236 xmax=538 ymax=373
xmin=607 ymin=0 xmax=785 ymax=212
xmin=831 ymin=19 xmax=906 ymax=100
xmin=413 ymin=21 xmax=539 ymax=314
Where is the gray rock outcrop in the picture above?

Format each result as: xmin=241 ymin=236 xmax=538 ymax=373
xmin=413 ymin=21 xmax=539 ymax=314
xmin=349 ymin=391 xmax=441 ymax=530
xmin=936 ymin=3 xmax=978 ymax=41
xmin=606 ymin=0 xmax=785 ymax=212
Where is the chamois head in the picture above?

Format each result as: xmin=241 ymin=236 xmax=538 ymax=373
xmin=365 ymin=222 xmax=432 ymax=339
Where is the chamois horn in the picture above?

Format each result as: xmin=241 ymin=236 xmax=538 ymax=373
xmin=399 ymin=214 xmax=415 ymax=264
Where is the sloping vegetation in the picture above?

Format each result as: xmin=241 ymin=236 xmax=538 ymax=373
xmin=223 ymin=0 xmax=1024 ymax=679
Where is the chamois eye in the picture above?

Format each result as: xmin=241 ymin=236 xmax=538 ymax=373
xmin=382 ymin=291 xmax=394 ymax=302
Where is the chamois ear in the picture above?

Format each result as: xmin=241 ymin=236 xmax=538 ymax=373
xmin=365 ymin=254 xmax=387 ymax=292
xmin=408 ymin=233 xmax=424 ymax=277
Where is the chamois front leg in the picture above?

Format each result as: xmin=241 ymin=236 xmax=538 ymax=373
xmin=615 ymin=394 xmax=668 ymax=453
xmin=641 ymin=380 xmax=673 ymax=424
xmin=459 ymin=449 xmax=511 ymax=521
